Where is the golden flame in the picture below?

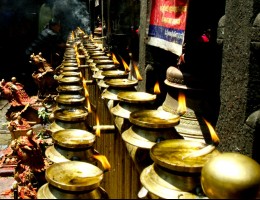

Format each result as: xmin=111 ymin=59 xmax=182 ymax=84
xmin=79 ymin=71 xmax=82 ymax=78
xmin=86 ymin=97 xmax=92 ymax=113
xmin=177 ymin=91 xmax=187 ymax=116
xmin=203 ymin=118 xmax=220 ymax=145
xmin=120 ymin=56 xmax=130 ymax=72
xmin=95 ymin=115 xmax=100 ymax=137
xmin=133 ymin=62 xmax=143 ymax=81
xmin=92 ymin=154 xmax=111 ymax=172
xmin=111 ymin=53 xmax=120 ymax=65
xmin=82 ymin=78 xmax=89 ymax=97
xmin=153 ymin=81 xmax=160 ymax=94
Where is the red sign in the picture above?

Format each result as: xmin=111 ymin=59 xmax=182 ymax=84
xmin=147 ymin=0 xmax=189 ymax=56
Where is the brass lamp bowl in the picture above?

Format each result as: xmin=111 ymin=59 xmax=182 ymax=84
xmin=53 ymin=108 xmax=88 ymax=122
xmin=94 ymin=59 xmax=114 ymax=65
xmin=45 ymin=161 xmax=103 ymax=191
xmin=62 ymin=62 xmax=78 ymax=67
xmin=201 ymin=152 xmax=260 ymax=199
xmin=45 ymin=129 xmax=96 ymax=163
xmin=121 ymin=110 xmax=181 ymax=149
xmin=52 ymin=129 xmax=95 ymax=149
xmin=129 ymin=110 xmax=180 ymax=129
xmin=150 ymin=139 xmax=220 ymax=173
xmin=97 ymin=64 xmax=118 ymax=71
xmin=101 ymin=86 xmax=136 ymax=101
xmin=110 ymin=92 xmax=157 ymax=119
xmin=61 ymin=71 xmax=81 ymax=77
xmin=56 ymin=94 xmax=85 ymax=105
xmin=117 ymin=91 xmax=156 ymax=103
xmin=92 ymin=55 xmax=110 ymax=60
xmin=58 ymin=77 xmax=81 ymax=85
xmin=89 ymin=52 xmax=105 ymax=57
xmin=37 ymin=183 xmax=108 ymax=199
xmin=61 ymin=67 xmax=79 ymax=72
xmin=105 ymin=79 xmax=138 ymax=88
xmin=57 ymin=85 xmax=83 ymax=93
xmin=101 ymin=70 xmax=129 ymax=78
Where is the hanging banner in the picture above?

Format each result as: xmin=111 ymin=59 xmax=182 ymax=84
xmin=147 ymin=0 xmax=189 ymax=56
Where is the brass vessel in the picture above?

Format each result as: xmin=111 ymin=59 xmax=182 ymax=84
xmin=45 ymin=129 xmax=98 ymax=163
xmin=111 ymin=91 xmax=157 ymax=119
xmin=122 ymin=110 xmax=182 ymax=149
xmin=159 ymin=66 xmax=211 ymax=144
xmin=37 ymin=161 xmax=108 ymax=199
xmin=140 ymin=139 xmax=220 ymax=199
xmin=101 ymin=78 xmax=137 ymax=101
xmin=49 ymin=108 xmax=89 ymax=133
xmin=201 ymin=152 xmax=260 ymax=199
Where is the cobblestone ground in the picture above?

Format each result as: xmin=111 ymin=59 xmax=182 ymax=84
xmin=0 ymin=99 xmax=12 ymax=150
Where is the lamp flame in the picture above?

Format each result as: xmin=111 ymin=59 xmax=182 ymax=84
xmin=120 ymin=56 xmax=130 ymax=72
xmin=133 ymin=62 xmax=143 ymax=81
xmin=182 ymin=118 xmax=220 ymax=160
xmin=177 ymin=91 xmax=187 ymax=116
xmin=111 ymin=53 xmax=120 ymax=65
xmin=86 ymin=97 xmax=92 ymax=113
xmin=95 ymin=115 xmax=100 ymax=137
xmin=153 ymin=81 xmax=160 ymax=94
xmin=82 ymin=78 xmax=89 ymax=97
xmin=92 ymin=154 xmax=111 ymax=172
xmin=204 ymin=118 xmax=220 ymax=145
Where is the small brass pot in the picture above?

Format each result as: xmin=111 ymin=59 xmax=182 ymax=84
xmin=37 ymin=161 xmax=109 ymax=199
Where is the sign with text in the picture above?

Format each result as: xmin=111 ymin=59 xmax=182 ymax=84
xmin=147 ymin=0 xmax=189 ymax=56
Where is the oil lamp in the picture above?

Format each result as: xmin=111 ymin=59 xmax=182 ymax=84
xmin=158 ymin=66 xmax=212 ymax=143
xmin=139 ymin=139 xmax=220 ymax=199
xmin=37 ymin=161 xmax=109 ymax=199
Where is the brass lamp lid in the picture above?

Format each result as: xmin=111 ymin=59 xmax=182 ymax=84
xmin=101 ymin=87 xmax=136 ymax=101
xmin=97 ymin=80 xmax=109 ymax=88
xmin=58 ymin=77 xmax=81 ymax=84
xmin=45 ymin=161 xmax=103 ymax=191
xmin=54 ymin=108 xmax=88 ymax=121
xmin=89 ymin=52 xmax=105 ymax=56
xmin=101 ymin=70 xmax=129 ymax=78
xmin=122 ymin=124 xmax=182 ymax=149
xmin=52 ymin=129 xmax=95 ymax=149
xmin=150 ymin=139 xmax=220 ymax=173
xmin=61 ymin=67 xmax=79 ymax=72
xmin=56 ymin=94 xmax=85 ymax=104
xmin=61 ymin=71 xmax=81 ymax=77
xmin=97 ymin=64 xmax=118 ymax=71
xmin=117 ymin=91 xmax=156 ymax=103
xmin=129 ymin=110 xmax=180 ymax=128
xmin=110 ymin=102 xmax=144 ymax=119
xmin=62 ymin=62 xmax=78 ymax=67
xmin=92 ymin=55 xmax=110 ymax=60
xmin=94 ymin=59 xmax=114 ymax=65
xmin=105 ymin=79 xmax=138 ymax=88
xmin=57 ymin=85 xmax=83 ymax=93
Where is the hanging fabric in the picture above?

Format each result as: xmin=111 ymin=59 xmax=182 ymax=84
xmin=147 ymin=0 xmax=189 ymax=56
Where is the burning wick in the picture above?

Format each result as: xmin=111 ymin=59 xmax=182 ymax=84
xmin=153 ymin=81 xmax=160 ymax=95
xmin=177 ymin=91 xmax=186 ymax=116
xmin=95 ymin=115 xmax=100 ymax=137
xmin=182 ymin=118 xmax=220 ymax=160
xmin=92 ymin=154 xmax=111 ymax=172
